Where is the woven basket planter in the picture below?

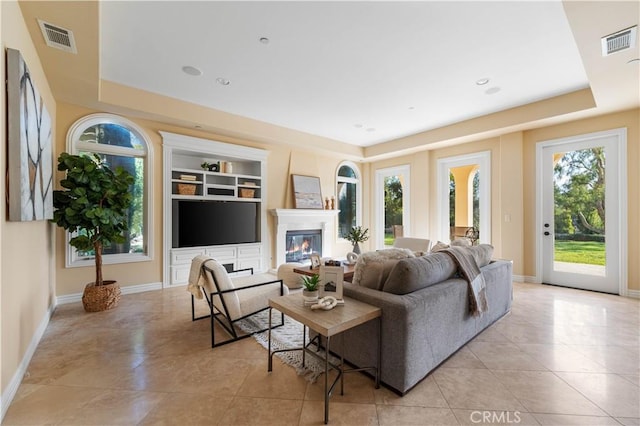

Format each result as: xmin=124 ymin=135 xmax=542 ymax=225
xmin=82 ymin=280 xmax=121 ymax=312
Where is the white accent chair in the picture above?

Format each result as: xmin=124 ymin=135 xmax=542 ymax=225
xmin=189 ymin=256 xmax=288 ymax=347
xmin=393 ymin=237 xmax=431 ymax=253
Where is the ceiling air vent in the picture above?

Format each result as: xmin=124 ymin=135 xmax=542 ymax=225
xmin=38 ymin=19 xmax=77 ymax=54
xmin=601 ymin=26 xmax=637 ymax=56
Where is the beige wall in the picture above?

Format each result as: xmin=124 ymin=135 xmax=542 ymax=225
xmin=1 ymin=0 xmax=57 ymax=400
xmin=55 ymin=103 xmax=354 ymax=295
xmin=372 ymin=109 xmax=637 ymax=286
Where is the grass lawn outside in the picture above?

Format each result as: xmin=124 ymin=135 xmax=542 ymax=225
xmin=554 ymin=240 xmax=605 ymax=266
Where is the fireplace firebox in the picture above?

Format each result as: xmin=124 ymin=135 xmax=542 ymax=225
xmin=285 ymin=229 xmax=322 ymax=263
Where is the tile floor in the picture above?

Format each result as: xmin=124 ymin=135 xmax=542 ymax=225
xmin=3 ymin=282 xmax=639 ymax=425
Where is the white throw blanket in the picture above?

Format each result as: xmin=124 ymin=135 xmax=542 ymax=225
xmin=187 ymin=255 xmax=213 ymax=300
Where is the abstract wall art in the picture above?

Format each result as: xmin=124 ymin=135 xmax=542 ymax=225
xmin=6 ymin=48 xmax=53 ymax=221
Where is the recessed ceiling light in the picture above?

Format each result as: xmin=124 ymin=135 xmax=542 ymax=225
xmin=366 ymin=128 xmax=376 ymax=132
xmin=182 ymin=65 xmax=202 ymax=76
xmin=259 ymin=37 xmax=270 ymax=44
xmin=216 ymin=77 xmax=230 ymax=86
xmin=476 ymin=78 xmax=490 ymax=86
xmin=485 ymin=87 xmax=501 ymax=95
xmin=408 ymin=106 xmax=415 ymax=110
xmin=354 ymin=123 xmax=363 ymax=128
xmin=628 ymin=58 xmax=640 ymax=64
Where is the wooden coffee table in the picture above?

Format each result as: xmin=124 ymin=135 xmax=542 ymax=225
xmin=293 ymin=263 xmax=356 ymax=282
xmin=267 ymin=294 xmax=381 ymax=424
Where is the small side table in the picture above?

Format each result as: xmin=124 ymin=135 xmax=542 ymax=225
xmin=267 ymin=294 xmax=381 ymax=424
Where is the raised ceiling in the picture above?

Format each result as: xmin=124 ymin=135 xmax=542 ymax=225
xmin=19 ymin=1 xmax=640 ymax=157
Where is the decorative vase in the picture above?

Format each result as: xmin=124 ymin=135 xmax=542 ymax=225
xmin=352 ymin=242 xmax=361 ymax=254
xmin=302 ymin=289 xmax=318 ymax=304
xmin=82 ymin=280 xmax=121 ymax=312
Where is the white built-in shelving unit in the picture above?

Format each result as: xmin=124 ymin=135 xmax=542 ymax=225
xmin=161 ymin=131 xmax=269 ymax=287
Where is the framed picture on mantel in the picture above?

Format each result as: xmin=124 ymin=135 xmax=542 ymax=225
xmin=292 ymin=174 xmax=323 ymax=209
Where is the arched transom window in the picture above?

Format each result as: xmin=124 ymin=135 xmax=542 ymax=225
xmin=66 ymin=113 xmax=153 ymax=267
xmin=336 ymin=162 xmax=361 ymax=239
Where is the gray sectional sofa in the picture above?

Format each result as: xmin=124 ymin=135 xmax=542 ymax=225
xmin=337 ymin=249 xmax=513 ymax=395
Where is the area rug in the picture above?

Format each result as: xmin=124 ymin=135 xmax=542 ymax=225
xmin=237 ymin=309 xmax=339 ymax=382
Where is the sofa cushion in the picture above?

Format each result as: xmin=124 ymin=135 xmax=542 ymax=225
xmin=382 ymin=252 xmax=458 ymax=294
xmin=352 ymin=248 xmax=415 ymax=290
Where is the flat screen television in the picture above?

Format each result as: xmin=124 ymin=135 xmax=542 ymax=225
xmin=172 ymin=200 xmax=259 ymax=248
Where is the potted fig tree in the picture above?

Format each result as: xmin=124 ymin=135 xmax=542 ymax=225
xmin=51 ymin=152 xmax=134 ymax=312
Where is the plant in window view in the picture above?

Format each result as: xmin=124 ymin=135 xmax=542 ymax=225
xmin=51 ymin=152 xmax=134 ymax=312
xmin=345 ymin=225 xmax=369 ymax=254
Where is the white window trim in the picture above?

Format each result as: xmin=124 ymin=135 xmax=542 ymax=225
xmin=336 ymin=161 xmax=362 ymax=241
xmin=65 ymin=113 xmax=154 ymax=267
xmin=375 ymin=165 xmax=411 ymax=249
xmin=436 ymin=151 xmax=491 ymax=244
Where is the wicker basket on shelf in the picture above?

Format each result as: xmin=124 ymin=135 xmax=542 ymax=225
xmin=177 ymin=183 xmax=196 ymax=195
xmin=239 ymin=188 xmax=256 ymax=198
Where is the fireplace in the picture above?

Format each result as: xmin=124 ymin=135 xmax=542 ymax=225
xmin=286 ymin=229 xmax=322 ymax=262
xmin=270 ymin=209 xmax=338 ymax=267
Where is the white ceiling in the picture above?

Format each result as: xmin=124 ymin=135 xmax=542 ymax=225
xmin=99 ymin=1 xmax=592 ymax=147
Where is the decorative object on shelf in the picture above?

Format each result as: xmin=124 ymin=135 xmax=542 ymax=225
xmin=309 ymin=253 xmax=321 ymax=268
xmin=239 ymin=188 xmax=255 ymax=198
xmin=325 ymin=197 xmax=330 ymax=210
xmin=177 ymin=183 xmax=196 ymax=195
xmin=319 ymin=265 xmax=344 ymax=300
xmin=180 ymin=174 xmax=196 ymax=181
xmin=220 ymin=161 xmax=227 ymax=173
xmin=6 ymin=48 xmax=53 ymax=221
xmin=202 ymin=161 xmax=220 ymax=172
xmin=301 ymin=274 xmax=320 ymax=304
xmin=51 ymin=153 xmax=134 ymax=312
xmin=345 ymin=225 xmax=369 ymax=254
xmin=226 ymin=162 xmax=233 ymax=173
xmin=324 ymin=259 xmax=342 ymax=266
xmin=331 ymin=196 xmax=335 ymax=210
xmin=292 ymin=174 xmax=323 ymax=209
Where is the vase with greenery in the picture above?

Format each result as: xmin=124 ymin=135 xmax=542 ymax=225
xmin=51 ymin=153 xmax=134 ymax=312
xmin=345 ymin=225 xmax=369 ymax=254
xmin=301 ymin=274 xmax=320 ymax=303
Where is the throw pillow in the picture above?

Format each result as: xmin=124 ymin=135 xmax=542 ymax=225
xmin=430 ymin=241 xmax=450 ymax=252
xmin=469 ymin=244 xmax=494 ymax=267
xmin=352 ymin=248 xmax=415 ymax=290
xmin=276 ymin=262 xmax=305 ymax=289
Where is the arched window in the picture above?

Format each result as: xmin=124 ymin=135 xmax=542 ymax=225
xmin=336 ymin=162 xmax=361 ymax=239
xmin=66 ymin=113 xmax=153 ymax=267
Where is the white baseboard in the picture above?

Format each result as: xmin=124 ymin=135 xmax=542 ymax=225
xmin=1 ymin=303 xmax=54 ymax=421
xmin=627 ymin=289 xmax=640 ymax=299
xmin=56 ymin=281 xmax=163 ymax=305
xmin=512 ymin=274 xmax=525 ymax=283
xmin=524 ymin=276 xmax=541 ymax=284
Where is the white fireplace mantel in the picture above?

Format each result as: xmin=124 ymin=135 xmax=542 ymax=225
xmin=270 ymin=209 xmax=338 ymax=266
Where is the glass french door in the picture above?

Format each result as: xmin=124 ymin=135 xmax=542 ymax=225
xmin=539 ymin=130 xmax=625 ymax=294
xmin=375 ymin=166 xmax=410 ymax=248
